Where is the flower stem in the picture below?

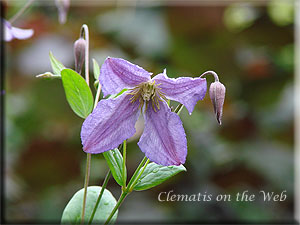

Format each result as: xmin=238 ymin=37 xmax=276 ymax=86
xmin=80 ymin=24 xmax=90 ymax=86
xmin=122 ymin=140 xmax=127 ymax=189
xmin=9 ymin=0 xmax=35 ymax=24
xmin=199 ymin=70 xmax=219 ymax=82
xmin=80 ymin=24 xmax=91 ymax=225
xmin=86 ymin=37 xmax=103 ymax=224
xmin=126 ymin=156 xmax=148 ymax=189
xmin=104 ymin=157 xmax=149 ymax=224
xmin=104 ymin=191 xmax=128 ymax=225
xmin=128 ymin=159 xmax=150 ymax=192
xmin=81 ymin=153 xmax=91 ymax=224
xmin=88 ymin=170 xmax=111 ymax=224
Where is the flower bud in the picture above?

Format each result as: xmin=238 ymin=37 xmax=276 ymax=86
xmin=209 ymin=81 xmax=226 ymax=125
xmin=74 ymin=37 xmax=86 ymax=74
xmin=55 ymin=0 xmax=70 ymax=24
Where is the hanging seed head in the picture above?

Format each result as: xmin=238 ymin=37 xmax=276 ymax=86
xmin=209 ymin=81 xmax=226 ymax=125
xmin=74 ymin=37 xmax=86 ymax=74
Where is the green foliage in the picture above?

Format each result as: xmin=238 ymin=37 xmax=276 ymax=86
xmin=61 ymin=69 xmax=94 ymax=119
xmin=61 ymin=186 xmax=118 ymax=224
xmin=92 ymin=58 xmax=100 ymax=80
xmin=49 ymin=51 xmax=65 ymax=76
xmin=268 ymin=0 xmax=293 ymax=26
xmin=103 ymin=149 xmax=124 ymax=187
xmin=224 ymin=4 xmax=258 ymax=32
xmin=133 ymin=163 xmax=186 ymax=191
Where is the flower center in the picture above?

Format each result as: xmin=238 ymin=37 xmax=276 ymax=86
xmin=128 ymin=81 xmax=167 ymax=112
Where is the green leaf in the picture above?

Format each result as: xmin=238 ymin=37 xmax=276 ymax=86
xmin=61 ymin=69 xmax=94 ymax=118
xmin=103 ymin=149 xmax=124 ymax=187
xmin=92 ymin=58 xmax=100 ymax=80
xmin=49 ymin=51 xmax=65 ymax=75
xmin=61 ymin=186 xmax=118 ymax=224
xmin=133 ymin=163 xmax=186 ymax=191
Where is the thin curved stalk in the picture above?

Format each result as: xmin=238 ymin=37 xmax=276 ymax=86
xmin=128 ymin=159 xmax=150 ymax=192
xmin=126 ymin=156 xmax=148 ymax=189
xmin=104 ymin=191 xmax=128 ymax=225
xmin=122 ymin=140 xmax=127 ymax=189
xmin=81 ymin=153 xmax=91 ymax=224
xmin=9 ymin=0 xmax=35 ymax=24
xmin=80 ymin=24 xmax=90 ymax=86
xmin=80 ymin=24 xmax=91 ymax=225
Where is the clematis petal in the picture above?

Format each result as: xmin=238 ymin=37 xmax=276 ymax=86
xmin=81 ymin=93 xmax=140 ymax=154
xmin=153 ymin=70 xmax=207 ymax=114
xmin=4 ymin=20 xmax=13 ymax=42
xmin=99 ymin=57 xmax=151 ymax=97
xmin=11 ymin=26 xmax=34 ymax=40
xmin=3 ymin=19 xmax=33 ymax=42
xmin=138 ymin=101 xmax=187 ymax=166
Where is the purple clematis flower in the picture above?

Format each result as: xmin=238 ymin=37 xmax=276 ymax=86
xmin=81 ymin=57 xmax=207 ymax=166
xmin=3 ymin=19 xmax=34 ymax=42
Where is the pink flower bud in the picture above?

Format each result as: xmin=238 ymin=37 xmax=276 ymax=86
xmin=209 ymin=81 xmax=226 ymax=125
xmin=73 ymin=38 xmax=86 ymax=74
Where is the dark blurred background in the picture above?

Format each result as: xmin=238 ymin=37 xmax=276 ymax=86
xmin=3 ymin=0 xmax=295 ymax=223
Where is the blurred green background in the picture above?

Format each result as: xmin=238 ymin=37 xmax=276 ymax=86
xmin=4 ymin=0 xmax=294 ymax=223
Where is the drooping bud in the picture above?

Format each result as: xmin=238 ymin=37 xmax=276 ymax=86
xmin=55 ymin=0 xmax=70 ymax=24
xmin=73 ymin=37 xmax=86 ymax=74
xmin=209 ymin=81 xmax=226 ymax=125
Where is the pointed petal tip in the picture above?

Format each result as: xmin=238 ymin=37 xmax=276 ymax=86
xmin=138 ymin=102 xmax=187 ymax=167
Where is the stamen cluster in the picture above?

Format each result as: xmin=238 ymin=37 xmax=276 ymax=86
xmin=128 ymin=81 xmax=168 ymax=112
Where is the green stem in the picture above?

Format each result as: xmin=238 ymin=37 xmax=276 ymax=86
xmin=81 ymin=153 xmax=91 ymax=224
xmin=128 ymin=159 xmax=150 ymax=192
xmin=80 ymin=24 xmax=90 ymax=86
xmin=81 ymin=24 xmax=91 ymax=225
xmin=122 ymin=140 xmax=127 ymax=189
xmin=126 ymin=156 xmax=148 ymax=189
xmin=104 ymin=191 xmax=128 ymax=225
xmin=104 ymin=157 xmax=149 ymax=224
xmin=87 ymin=50 xmax=103 ymax=224
xmin=88 ymin=170 xmax=111 ymax=224
xmin=9 ymin=0 xmax=35 ymax=24
xmin=84 ymin=48 xmax=102 ymax=224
